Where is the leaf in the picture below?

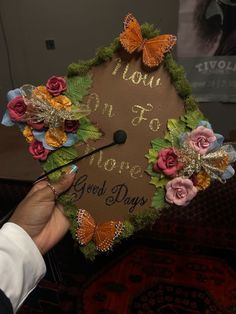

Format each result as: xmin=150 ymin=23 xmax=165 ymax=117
xmin=42 ymin=146 xmax=79 ymax=181
xmin=146 ymin=164 xmax=158 ymax=177
xmin=165 ymin=119 xmax=186 ymax=147
xmin=182 ymin=110 xmax=205 ymax=129
xmin=64 ymin=75 xmax=92 ymax=105
xmin=151 ymin=138 xmax=171 ymax=151
xmin=77 ymin=118 xmax=102 ymax=142
xmin=151 ymin=187 xmax=166 ymax=209
xmin=145 ymin=148 xmax=158 ymax=163
xmin=150 ymin=176 xmax=169 ymax=189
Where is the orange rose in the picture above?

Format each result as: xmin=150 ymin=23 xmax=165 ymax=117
xmin=22 ymin=126 xmax=34 ymax=143
xmin=50 ymin=95 xmax=72 ymax=111
xmin=45 ymin=128 xmax=67 ymax=147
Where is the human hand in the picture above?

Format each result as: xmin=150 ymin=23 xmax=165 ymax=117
xmin=9 ymin=165 xmax=78 ymax=254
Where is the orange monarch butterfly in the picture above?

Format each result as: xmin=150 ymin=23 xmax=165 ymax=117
xmin=120 ymin=13 xmax=177 ymax=68
xmin=76 ymin=209 xmax=123 ymax=252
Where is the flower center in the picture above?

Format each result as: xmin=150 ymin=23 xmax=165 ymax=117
xmin=197 ymin=136 xmax=209 ymax=148
xmin=176 ymin=187 xmax=186 ymax=199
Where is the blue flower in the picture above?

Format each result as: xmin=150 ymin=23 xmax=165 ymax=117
xmin=198 ymin=120 xmax=212 ymax=129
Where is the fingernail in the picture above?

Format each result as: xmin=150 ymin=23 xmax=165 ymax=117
xmin=66 ymin=164 xmax=78 ymax=174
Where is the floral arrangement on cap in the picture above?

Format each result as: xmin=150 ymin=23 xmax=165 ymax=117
xmin=146 ymin=111 xmax=236 ymax=209
xmin=2 ymin=75 xmax=99 ymax=163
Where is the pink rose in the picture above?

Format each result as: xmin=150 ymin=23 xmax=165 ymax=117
xmin=165 ymin=177 xmax=197 ymax=206
xmin=64 ymin=120 xmax=80 ymax=133
xmin=153 ymin=148 xmax=182 ymax=177
xmin=187 ymin=126 xmax=216 ymax=155
xmin=28 ymin=140 xmax=49 ymax=161
xmin=7 ymin=96 xmax=26 ymax=122
xmin=46 ymin=76 xmax=67 ymax=96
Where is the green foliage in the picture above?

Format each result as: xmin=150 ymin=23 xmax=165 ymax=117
xmin=80 ymin=242 xmax=98 ymax=261
xmin=164 ymin=53 xmax=193 ymax=103
xmin=182 ymin=110 xmax=205 ymax=129
xmin=184 ymin=95 xmax=199 ymax=112
xmin=151 ymin=138 xmax=171 ymax=151
xmin=67 ymin=38 xmax=121 ymax=77
xmin=42 ymin=146 xmax=78 ymax=181
xmin=151 ymin=187 xmax=166 ymax=209
xmin=65 ymin=75 xmax=92 ymax=105
xmin=141 ymin=22 xmax=160 ymax=38
xmin=77 ymin=118 xmax=102 ymax=142
xmin=146 ymin=164 xmax=158 ymax=177
xmin=145 ymin=148 xmax=158 ymax=163
xmin=165 ymin=118 xmax=186 ymax=147
xmin=150 ymin=176 xmax=169 ymax=189
xmin=121 ymin=220 xmax=135 ymax=239
xmin=130 ymin=208 xmax=162 ymax=231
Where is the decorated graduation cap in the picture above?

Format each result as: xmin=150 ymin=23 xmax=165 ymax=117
xmin=2 ymin=14 xmax=236 ymax=259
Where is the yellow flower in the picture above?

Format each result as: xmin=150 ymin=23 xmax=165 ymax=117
xmin=196 ymin=171 xmax=211 ymax=191
xmin=33 ymin=86 xmax=52 ymax=101
xmin=45 ymin=128 xmax=67 ymax=148
xmin=211 ymin=154 xmax=229 ymax=172
xmin=50 ymin=95 xmax=72 ymax=111
xmin=22 ymin=126 xmax=34 ymax=143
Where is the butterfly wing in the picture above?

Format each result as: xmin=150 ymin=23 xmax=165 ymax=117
xmin=120 ymin=13 xmax=143 ymax=53
xmin=76 ymin=209 xmax=96 ymax=245
xmin=94 ymin=221 xmax=123 ymax=252
xmin=143 ymin=34 xmax=177 ymax=67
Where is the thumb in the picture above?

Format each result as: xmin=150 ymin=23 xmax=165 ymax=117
xmin=53 ymin=164 xmax=78 ymax=195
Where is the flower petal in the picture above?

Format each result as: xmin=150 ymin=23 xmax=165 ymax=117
xmin=208 ymin=133 xmax=224 ymax=152
xmin=7 ymin=88 xmax=21 ymax=101
xmin=1 ymin=110 xmax=15 ymax=126
xmin=63 ymin=133 xmax=78 ymax=147
xmin=198 ymin=120 xmax=212 ymax=129
xmin=222 ymin=144 xmax=236 ymax=163
xmin=222 ymin=165 xmax=235 ymax=180
xmin=32 ymin=130 xmax=46 ymax=142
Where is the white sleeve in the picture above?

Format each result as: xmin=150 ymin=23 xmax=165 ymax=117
xmin=0 ymin=222 xmax=46 ymax=313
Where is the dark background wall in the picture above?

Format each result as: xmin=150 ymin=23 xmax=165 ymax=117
xmin=0 ymin=0 xmax=235 ymax=138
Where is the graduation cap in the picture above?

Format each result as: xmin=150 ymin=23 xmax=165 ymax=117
xmin=2 ymin=14 xmax=236 ymax=259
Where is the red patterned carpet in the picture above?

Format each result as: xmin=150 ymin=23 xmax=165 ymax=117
xmin=16 ymin=239 xmax=236 ymax=314
xmin=81 ymin=247 xmax=236 ymax=314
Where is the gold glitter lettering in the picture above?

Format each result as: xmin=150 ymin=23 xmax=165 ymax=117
xmin=77 ymin=144 xmax=143 ymax=179
xmin=149 ymin=118 xmax=161 ymax=132
xmin=102 ymin=103 xmax=115 ymax=118
xmin=86 ymin=92 xmax=115 ymax=118
xmin=132 ymin=104 xmax=153 ymax=126
xmin=86 ymin=93 xmax=99 ymax=112
xmin=131 ymin=72 xmax=143 ymax=85
xmin=130 ymin=165 xmax=143 ymax=179
xmin=112 ymin=58 xmax=122 ymax=75
xmin=118 ymin=161 xmax=130 ymax=174
xmin=104 ymin=159 xmax=117 ymax=171
xmin=112 ymin=58 xmax=161 ymax=89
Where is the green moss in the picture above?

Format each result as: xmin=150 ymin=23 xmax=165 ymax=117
xmin=141 ymin=22 xmax=160 ymax=38
xmin=184 ymin=95 xmax=199 ymax=111
xmin=130 ymin=208 xmax=162 ymax=231
xmin=120 ymin=220 xmax=135 ymax=239
xmin=58 ymin=194 xmax=78 ymax=238
xmin=67 ymin=37 xmax=121 ymax=77
xmin=80 ymin=242 xmax=98 ymax=261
